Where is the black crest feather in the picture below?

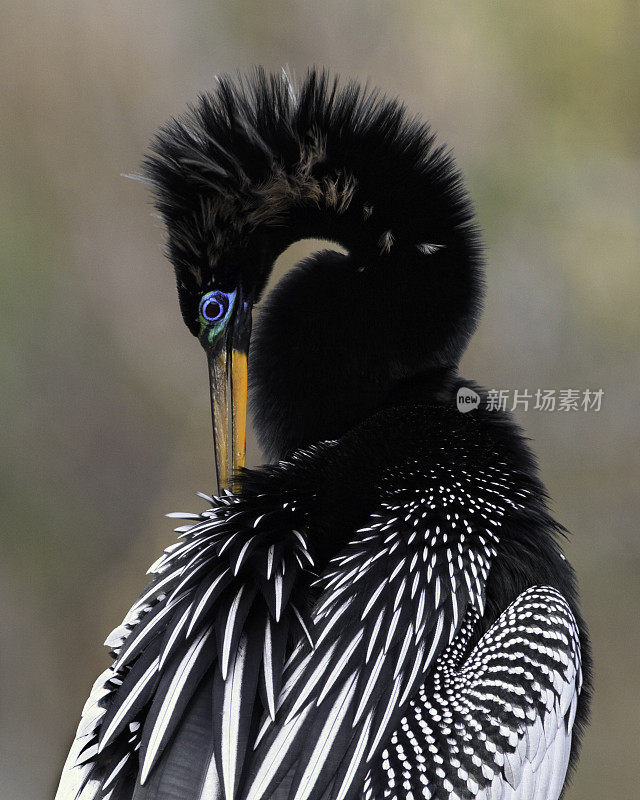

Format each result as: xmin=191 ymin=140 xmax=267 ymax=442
xmin=143 ymin=68 xmax=482 ymax=336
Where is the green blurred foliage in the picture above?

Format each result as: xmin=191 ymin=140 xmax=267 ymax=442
xmin=1 ymin=1 xmax=638 ymax=798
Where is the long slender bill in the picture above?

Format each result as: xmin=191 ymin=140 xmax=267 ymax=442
xmin=207 ymin=347 xmax=248 ymax=494
xmin=208 ymin=348 xmax=231 ymax=493
xmin=231 ymin=349 xmax=248 ymax=479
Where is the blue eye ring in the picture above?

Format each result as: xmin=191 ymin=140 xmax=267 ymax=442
xmin=201 ymin=292 xmax=228 ymax=323
xmin=198 ymin=289 xmax=237 ymax=341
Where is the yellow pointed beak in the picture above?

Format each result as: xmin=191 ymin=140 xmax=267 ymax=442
xmin=207 ymin=347 xmax=248 ymax=494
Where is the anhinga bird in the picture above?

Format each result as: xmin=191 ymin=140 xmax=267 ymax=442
xmin=56 ymin=69 xmax=591 ymax=800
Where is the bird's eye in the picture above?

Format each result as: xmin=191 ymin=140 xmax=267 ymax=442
xmin=201 ymin=294 xmax=227 ymax=322
xmin=198 ymin=289 xmax=237 ymax=340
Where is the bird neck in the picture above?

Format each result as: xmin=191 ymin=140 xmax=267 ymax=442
xmin=288 ymin=397 xmax=549 ymax=577
xmin=382 ymin=366 xmax=460 ymax=409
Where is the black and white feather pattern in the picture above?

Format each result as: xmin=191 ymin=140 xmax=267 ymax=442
xmin=367 ymin=586 xmax=581 ymax=800
xmin=56 ymin=476 xmax=316 ymax=800
xmin=237 ymin=458 xmax=536 ymax=800
xmin=56 ymin=441 xmax=584 ymax=800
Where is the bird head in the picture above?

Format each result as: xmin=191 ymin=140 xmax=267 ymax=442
xmin=143 ymin=69 xmax=483 ymax=490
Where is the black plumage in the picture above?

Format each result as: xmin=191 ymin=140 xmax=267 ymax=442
xmin=56 ymin=69 xmax=590 ymax=800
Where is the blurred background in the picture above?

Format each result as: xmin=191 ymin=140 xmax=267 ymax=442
xmin=1 ymin=2 xmax=638 ymax=798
